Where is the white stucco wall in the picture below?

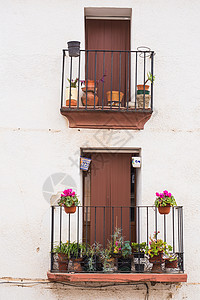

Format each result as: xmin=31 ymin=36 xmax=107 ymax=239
xmin=0 ymin=0 xmax=200 ymax=299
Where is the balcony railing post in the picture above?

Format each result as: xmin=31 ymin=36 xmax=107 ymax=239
xmin=59 ymin=206 xmax=62 ymax=248
xmin=151 ymin=51 xmax=154 ymax=111
xmin=118 ymin=51 xmax=121 ymax=110
xmin=50 ymin=206 xmax=54 ymax=272
xmin=102 ymin=52 xmax=105 ymax=110
xmin=135 ymin=52 xmax=137 ymax=110
xmin=60 ymin=50 xmax=65 ymax=109
xmin=94 ymin=51 xmax=97 ymax=109
xmin=143 ymin=52 xmax=146 ymax=111
xmin=85 ymin=50 xmax=89 ymax=110
xmin=110 ymin=52 xmax=113 ymax=109
xmin=126 ymin=51 xmax=130 ymax=110
xmin=77 ymin=52 xmax=81 ymax=109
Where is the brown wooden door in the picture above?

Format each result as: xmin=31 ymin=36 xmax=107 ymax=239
xmin=90 ymin=153 xmax=131 ymax=246
xmin=85 ymin=20 xmax=130 ymax=106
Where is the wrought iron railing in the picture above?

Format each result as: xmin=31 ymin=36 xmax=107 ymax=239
xmin=60 ymin=47 xmax=154 ymax=111
xmin=50 ymin=205 xmax=184 ymax=273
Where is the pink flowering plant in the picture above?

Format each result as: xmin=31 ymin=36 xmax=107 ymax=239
xmin=145 ymin=231 xmax=172 ymax=258
xmin=154 ymin=190 xmax=177 ymax=208
xmin=58 ymin=189 xmax=80 ymax=207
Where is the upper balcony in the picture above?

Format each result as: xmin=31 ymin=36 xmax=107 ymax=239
xmin=60 ymin=42 xmax=155 ymax=130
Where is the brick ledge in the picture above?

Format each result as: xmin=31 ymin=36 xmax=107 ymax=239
xmin=47 ymin=272 xmax=187 ymax=283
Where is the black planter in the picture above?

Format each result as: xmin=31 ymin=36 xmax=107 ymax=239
xmin=133 ymin=252 xmax=145 ymax=259
xmin=135 ymin=263 xmax=145 ymax=273
xmin=67 ymin=41 xmax=80 ymax=57
xmin=83 ymin=255 xmax=103 ymax=272
xmin=117 ymin=257 xmax=132 ymax=272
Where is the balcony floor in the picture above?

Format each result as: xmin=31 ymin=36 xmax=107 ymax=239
xmin=60 ymin=107 xmax=153 ymax=130
xmin=47 ymin=272 xmax=187 ymax=283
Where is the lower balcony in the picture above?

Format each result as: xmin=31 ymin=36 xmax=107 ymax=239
xmin=48 ymin=205 xmax=187 ymax=283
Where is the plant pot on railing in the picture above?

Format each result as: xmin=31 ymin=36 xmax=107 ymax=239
xmin=67 ymin=41 xmax=80 ymax=57
xmin=58 ymin=188 xmax=80 ymax=214
xmin=154 ymin=190 xmax=177 ymax=215
xmin=106 ymin=91 xmax=124 ymax=107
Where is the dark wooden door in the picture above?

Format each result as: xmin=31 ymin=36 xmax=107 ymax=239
xmin=90 ymin=153 xmax=131 ymax=246
xmin=85 ymin=20 xmax=130 ymax=106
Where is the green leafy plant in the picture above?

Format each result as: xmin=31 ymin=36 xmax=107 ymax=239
xmin=52 ymin=241 xmax=71 ymax=258
xmin=111 ymin=228 xmax=123 ymax=256
xmin=145 ymin=231 xmax=172 ymax=258
xmin=121 ymin=241 xmax=132 ymax=258
xmin=69 ymin=242 xmax=86 ymax=259
xmin=67 ymin=78 xmax=78 ymax=88
xmin=154 ymin=190 xmax=177 ymax=208
xmin=166 ymin=254 xmax=178 ymax=262
xmin=85 ymin=242 xmax=103 ymax=272
xmin=58 ymin=189 xmax=80 ymax=208
xmin=132 ymin=242 xmax=146 ymax=252
xmin=145 ymin=72 xmax=155 ymax=85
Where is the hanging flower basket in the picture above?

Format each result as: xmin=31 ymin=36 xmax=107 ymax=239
xmin=154 ymin=190 xmax=177 ymax=215
xmin=64 ymin=204 xmax=76 ymax=214
xmin=58 ymin=189 xmax=80 ymax=214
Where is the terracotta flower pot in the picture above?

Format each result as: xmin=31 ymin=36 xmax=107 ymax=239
xmin=165 ymin=258 xmax=178 ymax=268
xmin=57 ymin=253 xmax=69 ymax=271
xmin=70 ymin=258 xmax=84 ymax=272
xmin=137 ymin=84 xmax=149 ymax=91
xmin=158 ymin=205 xmax=171 ymax=215
xmin=149 ymin=253 xmax=164 ymax=273
xmin=81 ymin=90 xmax=98 ymax=106
xmin=64 ymin=204 xmax=76 ymax=214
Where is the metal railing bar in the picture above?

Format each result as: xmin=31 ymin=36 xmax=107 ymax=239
xmin=94 ymin=51 xmax=97 ymax=110
xmin=69 ymin=56 xmax=72 ymax=109
xmin=143 ymin=52 xmax=146 ymax=111
xmin=135 ymin=52 xmax=137 ymax=110
xmin=77 ymin=52 xmax=81 ymax=109
xmin=110 ymin=52 xmax=113 ymax=109
xmin=164 ymin=214 xmax=166 ymax=243
xmin=68 ymin=213 xmax=70 ymax=243
xmin=59 ymin=206 xmax=62 ymax=248
xmin=52 ymin=205 xmax=183 ymax=209
xmin=172 ymin=207 xmax=175 ymax=251
xmin=102 ymin=52 xmax=105 ymax=110
xmin=60 ymin=50 xmax=65 ymax=109
xmin=118 ymin=51 xmax=121 ymax=110
xmin=85 ymin=50 xmax=89 ymax=110
xmin=50 ymin=206 xmax=54 ymax=272
xmin=126 ymin=52 xmax=130 ymax=110
xmin=151 ymin=52 xmax=154 ymax=111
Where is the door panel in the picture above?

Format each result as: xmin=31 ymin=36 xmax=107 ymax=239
xmin=85 ymin=20 xmax=130 ymax=106
xmin=90 ymin=153 xmax=131 ymax=245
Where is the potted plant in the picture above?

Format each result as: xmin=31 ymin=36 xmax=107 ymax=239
xmin=117 ymin=241 xmax=132 ymax=272
xmin=132 ymin=242 xmax=146 ymax=272
xmin=81 ymin=73 xmax=106 ymax=106
xmin=66 ymin=78 xmax=78 ymax=107
xmin=68 ymin=242 xmax=86 ymax=272
xmin=83 ymin=243 xmax=103 ymax=272
xmin=145 ymin=231 xmax=172 ymax=273
xmin=52 ymin=241 xmax=70 ymax=272
xmin=137 ymin=72 xmax=155 ymax=109
xmin=154 ymin=190 xmax=177 ymax=215
xmin=58 ymin=188 xmax=80 ymax=214
xmin=165 ymin=254 xmax=178 ymax=269
xmin=100 ymin=248 xmax=115 ymax=273
xmin=106 ymin=91 xmax=124 ymax=107
xmin=67 ymin=41 xmax=80 ymax=57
